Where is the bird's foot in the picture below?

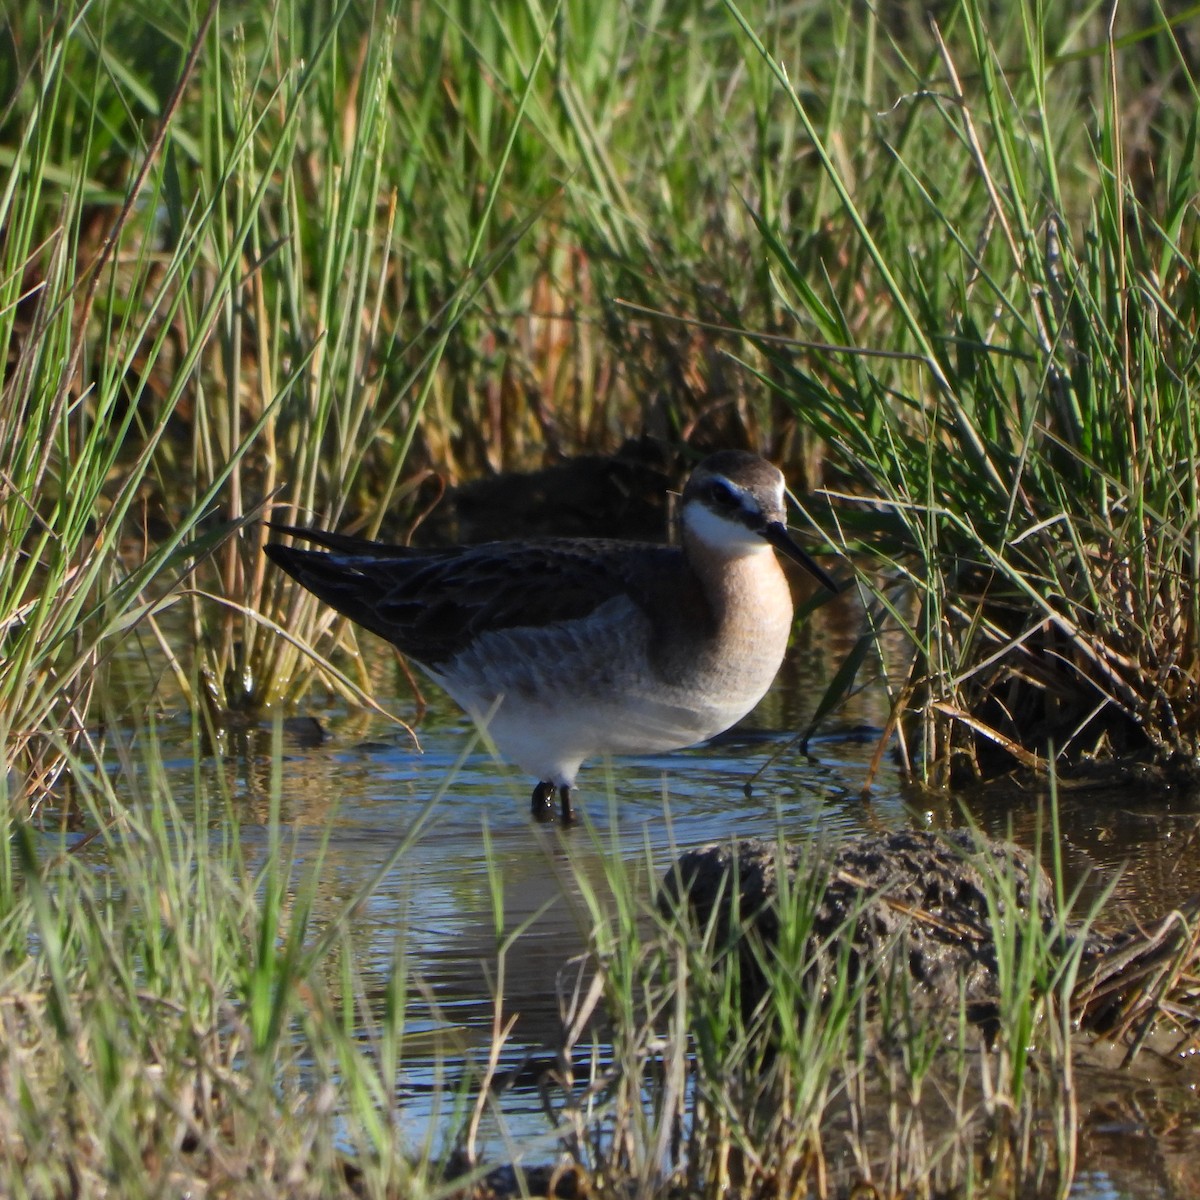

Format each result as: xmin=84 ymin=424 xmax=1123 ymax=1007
xmin=531 ymin=781 xmax=575 ymax=825
xmin=531 ymin=781 xmax=556 ymax=822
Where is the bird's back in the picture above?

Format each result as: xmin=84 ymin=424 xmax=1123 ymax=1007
xmin=263 ymin=526 xmax=702 ymax=667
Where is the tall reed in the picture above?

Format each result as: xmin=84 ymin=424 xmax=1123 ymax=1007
xmin=0 ymin=0 xmax=263 ymax=800
xmin=726 ymin=0 xmax=1200 ymax=779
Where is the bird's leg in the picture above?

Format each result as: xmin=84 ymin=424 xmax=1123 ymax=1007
xmin=559 ymin=785 xmax=574 ymax=825
xmin=531 ymin=781 xmax=556 ymax=822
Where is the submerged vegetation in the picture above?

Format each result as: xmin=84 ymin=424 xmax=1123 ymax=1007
xmin=2 ymin=0 xmax=1200 ymax=1195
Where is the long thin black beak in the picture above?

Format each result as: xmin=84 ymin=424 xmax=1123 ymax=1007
xmin=761 ymin=521 xmax=841 ymax=593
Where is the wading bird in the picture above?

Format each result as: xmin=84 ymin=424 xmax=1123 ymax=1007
xmin=265 ymin=451 xmax=838 ymax=822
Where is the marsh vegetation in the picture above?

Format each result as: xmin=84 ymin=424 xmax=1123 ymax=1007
xmin=2 ymin=0 xmax=1199 ymax=1195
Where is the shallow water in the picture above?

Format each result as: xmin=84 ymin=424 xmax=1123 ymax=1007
xmin=113 ymin=599 xmax=1200 ymax=1197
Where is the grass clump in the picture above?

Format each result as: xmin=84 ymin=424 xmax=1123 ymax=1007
xmin=0 ymin=0 xmax=264 ymax=800
xmin=537 ymin=802 xmax=1200 ymax=1199
xmin=0 ymin=722 xmax=466 ymax=1200
xmin=725 ymin=1 xmax=1200 ymax=779
xmin=549 ymin=818 xmax=1119 ymax=1199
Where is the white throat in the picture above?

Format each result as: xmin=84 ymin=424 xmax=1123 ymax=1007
xmin=682 ymin=501 xmax=773 ymax=556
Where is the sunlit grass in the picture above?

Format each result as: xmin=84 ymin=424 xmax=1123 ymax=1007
xmin=1 ymin=714 xmax=1196 ymax=1197
xmin=723 ymin=0 xmax=1200 ymax=780
xmin=0 ymin=0 xmax=261 ymax=801
xmin=0 ymin=720 xmax=470 ymax=1199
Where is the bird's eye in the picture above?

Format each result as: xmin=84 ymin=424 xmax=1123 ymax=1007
xmin=708 ymin=480 xmax=739 ymax=508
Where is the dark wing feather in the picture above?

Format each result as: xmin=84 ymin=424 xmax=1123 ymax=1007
xmin=267 ymin=522 xmax=422 ymax=558
xmin=264 ymin=527 xmax=697 ymax=665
